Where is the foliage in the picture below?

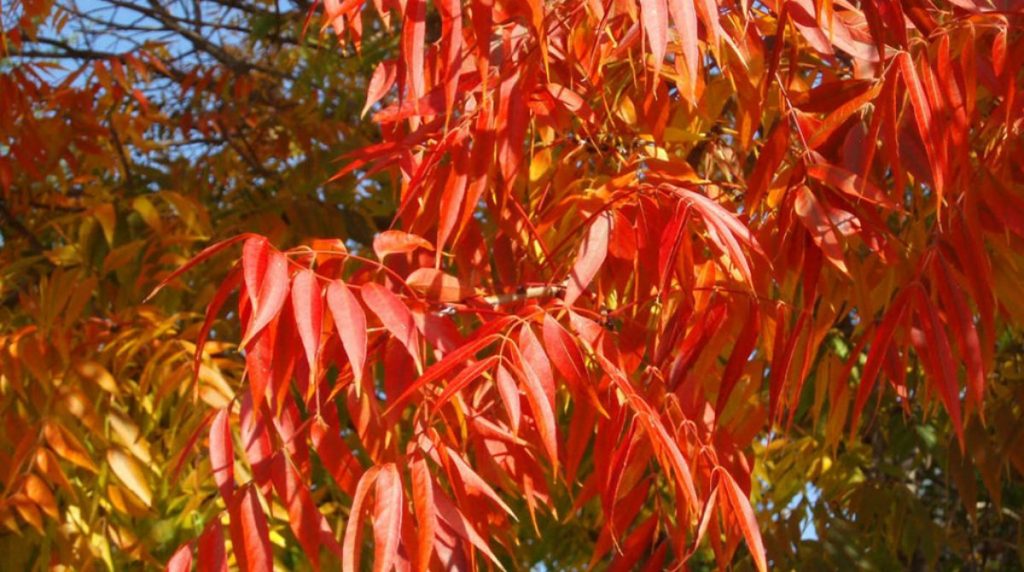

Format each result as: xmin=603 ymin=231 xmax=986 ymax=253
xmin=2 ymin=0 xmax=1024 ymax=570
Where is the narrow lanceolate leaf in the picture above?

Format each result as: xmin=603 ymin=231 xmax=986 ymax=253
xmin=243 ymin=236 xmax=270 ymax=308
xmin=565 ymin=212 xmax=611 ymax=306
xmin=373 ymin=230 xmax=434 ymax=260
xmin=431 ymin=484 xmax=506 ymax=570
xmin=198 ymin=520 xmax=228 ymax=572
xmin=362 ymin=283 xmax=422 ymax=371
xmin=271 ymin=455 xmax=322 ymax=570
xmin=806 ymin=163 xmax=900 ymax=211
xmin=912 ymin=287 xmax=965 ymax=449
xmin=373 ymin=463 xmax=404 ymax=572
xmin=794 ymin=185 xmax=849 ymax=275
xmin=511 ymin=356 xmax=560 ymax=474
xmin=542 ymin=313 xmax=589 ymax=393
xmin=678 ymin=188 xmax=765 ymax=287
xmin=410 ymin=457 xmax=436 ymax=572
xmin=386 ymin=316 xmax=515 ymax=414
xmin=194 ymin=267 xmax=242 ymax=377
xmin=403 ymin=0 xmax=426 ymax=99
xmin=344 ymin=467 xmax=381 ymax=572
xmin=405 ymin=268 xmax=472 ymax=302
xmin=519 ymin=324 xmax=555 ymax=407
xmin=145 ymin=233 xmax=254 ymax=301
xmin=24 ymin=474 xmax=57 ymax=518
xmin=241 ymin=248 xmax=290 ymax=348
xmin=166 ymin=542 xmax=193 ymax=572
xmin=230 ymin=486 xmax=273 ymax=572
xmin=640 ymin=0 xmax=669 ymax=76
xmin=311 ymin=416 xmax=362 ymax=495
xmin=851 ymin=290 xmax=911 ymax=433
xmin=899 ymin=52 xmax=944 ymax=213
xmin=210 ymin=407 xmax=234 ymax=503
xmin=291 ymin=268 xmax=323 ymax=382
xmin=433 ymin=355 xmax=501 ymax=410
xmin=327 ymin=279 xmax=367 ymax=386
xmin=362 ymin=60 xmax=397 ymax=118
xmin=719 ymin=470 xmax=768 ymax=572
xmin=933 ymin=255 xmax=984 ymax=413
xmin=445 ymin=447 xmax=517 ymax=518
xmin=667 ymin=0 xmax=698 ymax=101
xmin=596 ymin=354 xmax=698 ymax=511
xmin=495 ymin=364 xmax=522 ymax=433
xmin=107 ymin=449 xmax=152 ymax=507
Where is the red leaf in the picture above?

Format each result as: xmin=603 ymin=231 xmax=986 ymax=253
xmin=272 ymin=455 xmax=322 ymax=570
xmin=362 ymin=283 xmax=422 ymax=371
xmin=292 ymin=269 xmax=323 ymax=387
xmin=410 ymin=457 xmax=436 ymax=572
xmin=386 ymin=316 xmax=513 ymax=414
xmin=166 ymin=542 xmax=193 ymax=572
xmin=433 ymin=355 xmax=500 ymax=410
xmin=565 ymin=212 xmax=611 ymax=306
xmin=542 ymin=313 xmax=589 ymax=394
xmin=495 ymin=364 xmax=522 ymax=433
xmin=444 ymin=446 xmax=516 ymax=518
xmin=596 ymin=353 xmax=698 ymax=512
xmin=145 ymin=233 xmax=254 ymax=301
xmin=373 ymin=464 xmax=403 ymax=572
xmin=640 ymin=0 xmax=668 ymax=76
xmin=719 ymin=470 xmax=768 ymax=572
xmin=327 ymin=279 xmax=368 ymax=387
xmin=933 ymin=255 xmax=984 ymax=413
xmin=240 ymin=394 xmax=273 ymax=486
xmin=243 ymin=236 xmax=270 ymax=308
xmin=806 ymin=163 xmax=900 ymax=211
xmin=518 ymin=324 xmax=555 ymax=407
xmin=667 ymin=0 xmax=698 ymax=101
xmin=899 ymin=53 xmax=945 ymax=213
xmin=545 ymin=83 xmax=595 ymax=123
xmin=794 ymin=186 xmax=849 ymax=276
xmin=678 ymin=189 xmax=763 ymax=287
xmin=912 ymin=287 xmax=965 ymax=449
xmin=311 ymin=415 xmax=362 ymax=496
xmin=431 ymin=484 xmax=505 ymax=569
xmin=210 ymin=407 xmax=234 ymax=503
xmin=343 ymin=466 xmax=380 ymax=572
xmin=745 ymin=121 xmax=790 ymax=210
xmin=405 ymin=268 xmax=472 ymax=302
xmin=510 ymin=349 xmax=559 ymax=473
xmin=362 ymin=60 xmax=397 ymax=118
xmin=403 ymin=0 xmax=426 ymax=99
xmin=241 ymin=248 xmax=290 ymax=348
xmin=194 ymin=267 xmax=242 ymax=378
xmin=851 ymin=290 xmax=911 ymax=433
xmin=807 ymin=81 xmax=883 ymax=149
xmin=716 ymin=305 xmax=760 ymax=413
xmin=229 ymin=486 xmax=272 ymax=572
xmin=198 ymin=521 xmax=227 ymax=572
xmin=373 ymin=230 xmax=434 ymax=260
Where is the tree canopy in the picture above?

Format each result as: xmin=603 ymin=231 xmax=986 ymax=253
xmin=1 ymin=0 xmax=1023 ymax=569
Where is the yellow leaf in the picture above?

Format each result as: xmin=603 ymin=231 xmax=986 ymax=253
xmin=132 ymin=196 xmax=163 ymax=233
xmin=106 ymin=449 xmax=152 ymax=507
xmin=106 ymin=484 xmax=149 ymax=517
xmin=108 ymin=413 xmax=152 ymax=465
xmin=530 ymin=148 xmax=552 ymax=183
xmin=44 ymin=423 xmax=99 ymax=474
xmin=24 ymin=474 xmax=59 ymax=519
xmin=75 ymin=361 xmax=120 ymax=395
xmin=12 ymin=496 xmax=44 ymax=533
xmin=94 ymin=203 xmax=117 ymax=246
